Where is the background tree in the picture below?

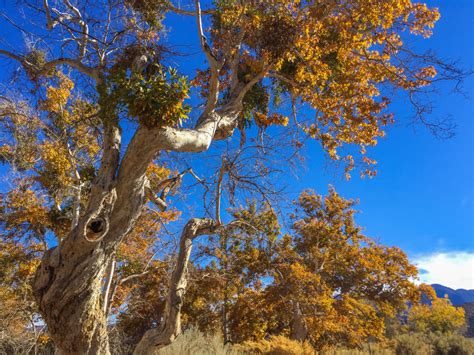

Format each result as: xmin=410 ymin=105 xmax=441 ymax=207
xmin=257 ymin=188 xmax=421 ymax=350
xmin=408 ymin=294 xmax=466 ymax=335
xmin=185 ymin=202 xmax=280 ymax=343
xmin=0 ymin=0 xmax=465 ymax=353
xmin=115 ymin=188 xmax=426 ymax=351
xmin=0 ymin=237 xmax=45 ymax=354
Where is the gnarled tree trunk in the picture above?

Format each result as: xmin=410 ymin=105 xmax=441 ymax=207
xmin=134 ymin=218 xmax=215 ymax=354
xmin=31 ymin=100 xmax=248 ymax=353
xmin=32 ymin=122 xmax=123 ymax=354
xmin=33 ymin=241 xmax=111 ymax=354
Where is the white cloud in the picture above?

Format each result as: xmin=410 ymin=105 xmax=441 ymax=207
xmin=412 ymin=252 xmax=474 ymax=290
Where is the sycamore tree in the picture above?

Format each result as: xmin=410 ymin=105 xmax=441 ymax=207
xmin=408 ymin=294 xmax=466 ymax=335
xmin=0 ymin=71 xmax=178 ymax=350
xmin=0 ymin=0 xmax=465 ymax=354
xmin=264 ymin=189 xmax=421 ymax=350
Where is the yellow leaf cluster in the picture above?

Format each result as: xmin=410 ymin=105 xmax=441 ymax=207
xmin=4 ymin=188 xmax=50 ymax=230
xmin=255 ymin=112 xmax=289 ymax=127
xmin=39 ymin=141 xmax=74 ymax=186
xmin=215 ymin=0 xmax=440 ymax=175
xmin=42 ymin=71 xmax=74 ymax=113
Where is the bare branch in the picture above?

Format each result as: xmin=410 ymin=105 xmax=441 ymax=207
xmin=103 ymin=258 xmax=116 ymax=315
xmin=216 ymin=157 xmax=227 ymax=225
xmin=47 ymin=57 xmax=100 ymax=81
xmin=187 ymin=168 xmax=207 ymax=189
xmin=119 ymin=271 xmax=150 ymax=285
xmin=167 ymin=3 xmax=215 ymax=16
xmin=270 ymin=72 xmax=301 ymax=89
xmin=145 ymin=168 xmax=191 ymax=212
xmin=235 ymin=67 xmax=270 ymax=102
xmin=0 ymin=49 xmax=100 ymax=82
xmin=0 ymin=49 xmax=23 ymax=62
xmin=146 ymin=186 xmax=168 ymax=212
xmin=194 ymin=0 xmax=220 ymax=116
xmin=229 ymin=45 xmax=243 ymax=92
xmin=195 ymin=0 xmax=217 ymax=67
xmin=43 ymin=0 xmax=55 ymax=29
xmin=62 ymin=0 xmax=90 ymax=58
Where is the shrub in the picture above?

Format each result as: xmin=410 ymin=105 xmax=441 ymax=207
xmin=395 ymin=333 xmax=430 ymax=355
xmin=155 ymin=328 xmax=242 ymax=355
xmin=394 ymin=332 xmax=474 ymax=355
xmin=236 ymin=335 xmax=314 ymax=355
xmin=327 ymin=343 xmax=393 ymax=355
xmin=0 ymin=329 xmax=55 ymax=355
xmin=430 ymin=333 xmax=474 ymax=355
xmin=109 ymin=326 xmax=134 ymax=355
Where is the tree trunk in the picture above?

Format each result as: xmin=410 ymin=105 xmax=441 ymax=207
xmin=290 ymin=301 xmax=308 ymax=342
xmin=31 ymin=118 xmax=147 ymax=353
xmin=222 ymin=293 xmax=229 ymax=344
xmin=33 ymin=239 xmax=111 ymax=354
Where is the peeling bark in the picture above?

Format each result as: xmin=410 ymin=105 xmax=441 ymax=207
xmin=33 ymin=242 xmax=111 ymax=354
xmin=31 ymin=101 xmax=251 ymax=353
xmin=32 ymin=177 xmax=145 ymax=354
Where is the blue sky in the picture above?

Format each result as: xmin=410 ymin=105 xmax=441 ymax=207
xmin=0 ymin=0 xmax=473 ymax=288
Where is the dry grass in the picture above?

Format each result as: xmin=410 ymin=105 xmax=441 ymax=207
xmin=153 ymin=331 xmax=474 ymax=355
xmin=3 ymin=327 xmax=473 ymax=354
xmin=236 ymin=335 xmax=314 ymax=354
xmin=324 ymin=346 xmax=393 ymax=355
xmin=155 ymin=328 xmax=242 ymax=355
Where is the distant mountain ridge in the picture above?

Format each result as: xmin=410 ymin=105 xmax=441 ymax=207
xmin=431 ymin=284 xmax=474 ymax=306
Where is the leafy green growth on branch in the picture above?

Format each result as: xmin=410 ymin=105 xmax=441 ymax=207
xmin=106 ymin=53 xmax=190 ymax=128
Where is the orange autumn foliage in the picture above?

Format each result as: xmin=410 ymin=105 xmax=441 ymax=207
xmin=119 ymin=189 xmax=423 ymax=350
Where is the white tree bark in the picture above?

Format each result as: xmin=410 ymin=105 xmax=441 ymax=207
xmin=133 ymin=218 xmax=216 ymax=354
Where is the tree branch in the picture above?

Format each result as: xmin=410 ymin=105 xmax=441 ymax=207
xmin=0 ymin=49 xmax=100 ymax=82
xmin=103 ymin=258 xmax=116 ymax=315
xmin=62 ymin=0 xmax=90 ymax=58
xmin=145 ymin=169 xmax=190 ymax=212
xmin=0 ymin=49 xmax=22 ymax=62
xmin=134 ymin=218 xmax=216 ymax=354
xmin=43 ymin=0 xmax=55 ymax=29
xmin=167 ymin=3 xmax=215 ymax=16
xmin=146 ymin=187 xmax=168 ymax=212
xmin=194 ymin=0 xmax=220 ymax=116
xmin=216 ymin=157 xmax=227 ymax=226
xmin=102 ymin=62 xmax=270 ymax=248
